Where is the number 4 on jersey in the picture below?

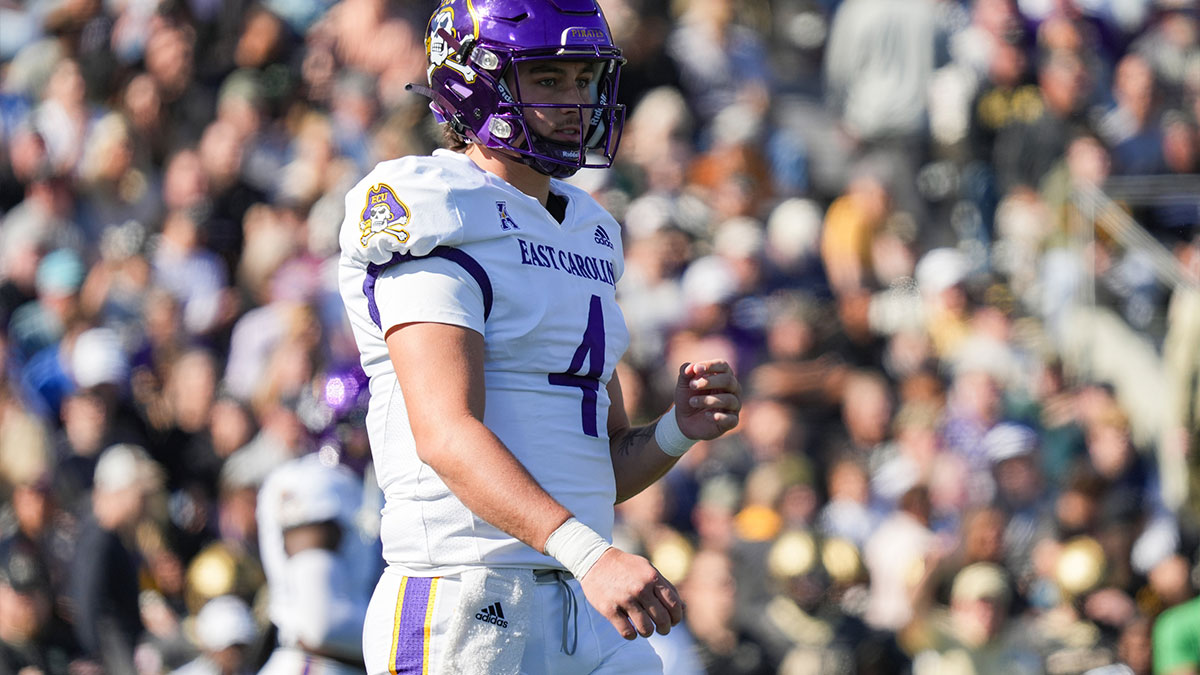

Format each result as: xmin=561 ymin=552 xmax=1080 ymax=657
xmin=549 ymin=295 xmax=605 ymax=437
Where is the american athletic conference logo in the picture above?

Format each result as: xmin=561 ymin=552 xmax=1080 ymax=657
xmin=497 ymin=202 xmax=519 ymax=231
xmin=475 ymin=602 xmax=508 ymax=628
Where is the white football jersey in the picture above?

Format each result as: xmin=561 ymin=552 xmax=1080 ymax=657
xmin=257 ymin=453 xmax=376 ymax=648
xmin=338 ymin=149 xmax=630 ymax=575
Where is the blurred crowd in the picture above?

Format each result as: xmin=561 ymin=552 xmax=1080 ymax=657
xmin=0 ymin=0 xmax=1198 ymax=673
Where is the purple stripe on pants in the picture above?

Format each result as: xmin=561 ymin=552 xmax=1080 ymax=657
xmin=394 ymin=576 xmax=433 ymax=674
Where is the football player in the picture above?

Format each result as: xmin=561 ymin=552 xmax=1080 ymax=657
xmin=256 ymin=453 xmax=379 ymax=674
xmin=337 ymin=1 xmax=742 ymax=673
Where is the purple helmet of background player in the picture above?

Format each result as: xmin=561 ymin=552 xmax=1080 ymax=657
xmin=414 ymin=0 xmax=626 ymax=178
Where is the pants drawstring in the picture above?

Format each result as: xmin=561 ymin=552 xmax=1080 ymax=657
xmin=534 ymin=569 xmax=579 ymax=656
xmin=556 ymin=570 xmax=578 ymax=656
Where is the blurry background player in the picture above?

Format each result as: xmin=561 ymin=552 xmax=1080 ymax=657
xmin=255 ymin=452 xmax=378 ymax=674
xmin=338 ymin=1 xmax=742 ymax=673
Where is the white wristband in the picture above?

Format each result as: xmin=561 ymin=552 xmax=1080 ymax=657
xmin=654 ymin=408 xmax=696 ymax=457
xmin=543 ymin=517 xmax=612 ymax=580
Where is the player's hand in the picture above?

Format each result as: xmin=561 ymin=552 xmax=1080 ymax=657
xmin=578 ymin=548 xmax=683 ymax=639
xmin=673 ymin=360 xmax=741 ymax=440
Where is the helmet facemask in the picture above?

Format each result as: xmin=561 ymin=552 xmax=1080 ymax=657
xmin=484 ymin=54 xmax=625 ymax=178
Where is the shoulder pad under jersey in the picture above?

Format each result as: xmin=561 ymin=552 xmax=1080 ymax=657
xmin=341 ymin=152 xmax=485 ymax=266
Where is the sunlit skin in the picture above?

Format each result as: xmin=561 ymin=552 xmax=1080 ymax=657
xmin=465 ymin=59 xmax=598 ymax=205
xmin=514 ymin=60 xmax=599 ymax=142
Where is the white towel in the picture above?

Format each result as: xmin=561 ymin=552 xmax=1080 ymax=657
xmin=442 ymin=568 xmax=532 ymax=674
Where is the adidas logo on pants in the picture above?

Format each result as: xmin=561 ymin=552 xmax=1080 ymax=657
xmin=475 ymin=602 xmax=508 ymax=628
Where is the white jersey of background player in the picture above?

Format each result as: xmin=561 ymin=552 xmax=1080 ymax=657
xmin=338 ymin=1 xmax=742 ymax=673
xmin=256 ymin=452 xmax=379 ymax=673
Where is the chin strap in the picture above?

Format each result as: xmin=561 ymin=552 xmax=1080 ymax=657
xmin=523 ymin=153 xmax=582 ymax=179
xmin=406 ymin=83 xmax=471 ymax=138
xmin=404 ymin=82 xmax=436 ymax=99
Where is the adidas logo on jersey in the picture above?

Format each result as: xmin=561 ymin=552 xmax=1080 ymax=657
xmin=594 ymin=225 xmax=613 ymax=249
xmin=475 ymin=602 xmax=508 ymax=628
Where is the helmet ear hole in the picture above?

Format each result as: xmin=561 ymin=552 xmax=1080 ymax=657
xmin=448 ymin=81 xmax=473 ymax=101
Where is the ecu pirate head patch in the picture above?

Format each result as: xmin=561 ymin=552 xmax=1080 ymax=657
xmin=360 ymin=183 xmax=411 ymax=246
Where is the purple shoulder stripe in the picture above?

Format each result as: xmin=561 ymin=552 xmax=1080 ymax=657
xmin=364 ymin=246 xmax=494 ymax=330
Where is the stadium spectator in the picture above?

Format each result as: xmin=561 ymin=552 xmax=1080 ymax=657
xmin=0 ymin=538 xmax=90 ymax=674
xmin=1154 ymin=594 xmax=1200 ymax=675
xmin=69 ymin=444 xmax=161 ymax=675
xmin=679 ymin=548 xmax=774 ymax=674
xmin=904 ymin=562 xmax=1043 ymax=674
xmin=0 ymin=0 xmax=1193 ymax=672
xmin=169 ymin=595 xmax=258 ymax=675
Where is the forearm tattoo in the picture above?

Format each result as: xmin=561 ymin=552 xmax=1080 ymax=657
xmin=614 ymin=425 xmax=656 ymax=458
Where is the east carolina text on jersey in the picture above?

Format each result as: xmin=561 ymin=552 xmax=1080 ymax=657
xmin=516 ymin=238 xmax=617 ymax=286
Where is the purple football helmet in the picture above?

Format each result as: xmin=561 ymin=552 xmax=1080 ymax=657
xmin=417 ymin=0 xmax=626 ymax=178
